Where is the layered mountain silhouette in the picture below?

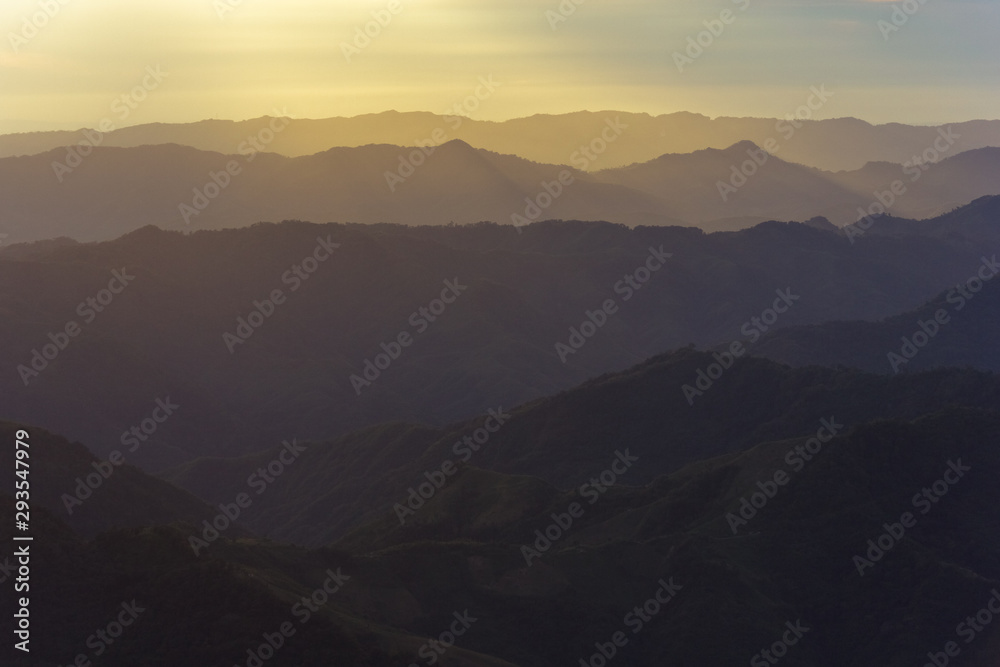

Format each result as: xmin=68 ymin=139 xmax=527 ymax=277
xmin=2 ymin=106 xmax=999 ymax=664
xmin=3 ymin=110 xmax=1000 ymax=172
xmin=2 ymin=202 xmax=998 ymax=472
xmin=5 ymin=357 xmax=1000 ymax=666
xmin=2 ymin=140 xmax=999 ymax=244
xmin=752 ymin=262 xmax=1000 ymax=374
xmin=163 ymin=349 xmax=1000 ymax=547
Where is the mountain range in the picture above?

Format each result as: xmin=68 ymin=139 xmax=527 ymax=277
xmin=3 ymin=110 xmax=1000 ymax=172
xmin=2 ymin=199 xmax=999 ymax=473
xmin=5 ymin=355 xmax=1000 ymax=666
xmin=3 ymin=106 xmax=1000 ymax=666
xmin=1 ymin=139 xmax=998 ymax=244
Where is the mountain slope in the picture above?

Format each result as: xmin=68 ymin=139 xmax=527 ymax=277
xmin=750 ymin=263 xmax=1000 ymax=373
xmin=162 ymin=349 xmax=1000 ymax=548
xmin=5 ymin=383 xmax=1000 ymax=665
xmin=0 ymin=421 xmax=219 ymax=538
xmin=592 ymin=141 xmax=871 ymax=224
xmin=0 ymin=421 xmax=510 ymax=666
xmin=329 ymin=407 xmax=1000 ymax=667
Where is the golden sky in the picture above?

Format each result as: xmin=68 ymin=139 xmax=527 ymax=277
xmin=1 ymin=0 xmax=998 ymax=132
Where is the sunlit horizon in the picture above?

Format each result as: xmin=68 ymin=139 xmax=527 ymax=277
xmin=2 ymin=0 xmax=997 ymax=134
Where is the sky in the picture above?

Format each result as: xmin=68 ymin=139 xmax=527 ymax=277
xmin=0 ymin=0 xmax=998 ymax=132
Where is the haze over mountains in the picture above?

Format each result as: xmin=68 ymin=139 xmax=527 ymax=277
xmin=4 ymin=167 xmax=1000 ymax=664
xmin=753 ymin=268 xmax=1000 ymax=374
xmin=5 ymin=0 xmax=1000 ymax=660
xmin=2 ymin=138 xmax=998 ymax=244
xmin=2 ymin=105 xmax=999 ymax=667
xmin=4 ymin=110 xmax=1000 ymax=172
xmin=163 ymin=349 xmax=1000 ymax=547
xmin=7 ymin=359 xmax=1000 ymax=666
xmin=3 ymin=200 xmax=999 ymax=474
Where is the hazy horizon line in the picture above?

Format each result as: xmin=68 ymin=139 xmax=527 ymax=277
xmin=3 ymin=109 xmax=1000 ymax=137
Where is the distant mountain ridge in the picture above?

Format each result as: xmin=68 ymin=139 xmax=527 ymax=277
xmin=161 ymin=348 xmax=1000 ymax=547
xmin=2 ymin=205 xmax=999 ymax=471
xmin=9 ymin=396 xmax=1000 ymax=665
xmin=750 ymin=259 xmax=1000 ymax=374
xmin=2 ymin=205 xmax=1000 ymax=666
xmin=1 ymin=139 xmax=998 ymax=244
xmin=3 ymin=110 xmax=1000 ymax=172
